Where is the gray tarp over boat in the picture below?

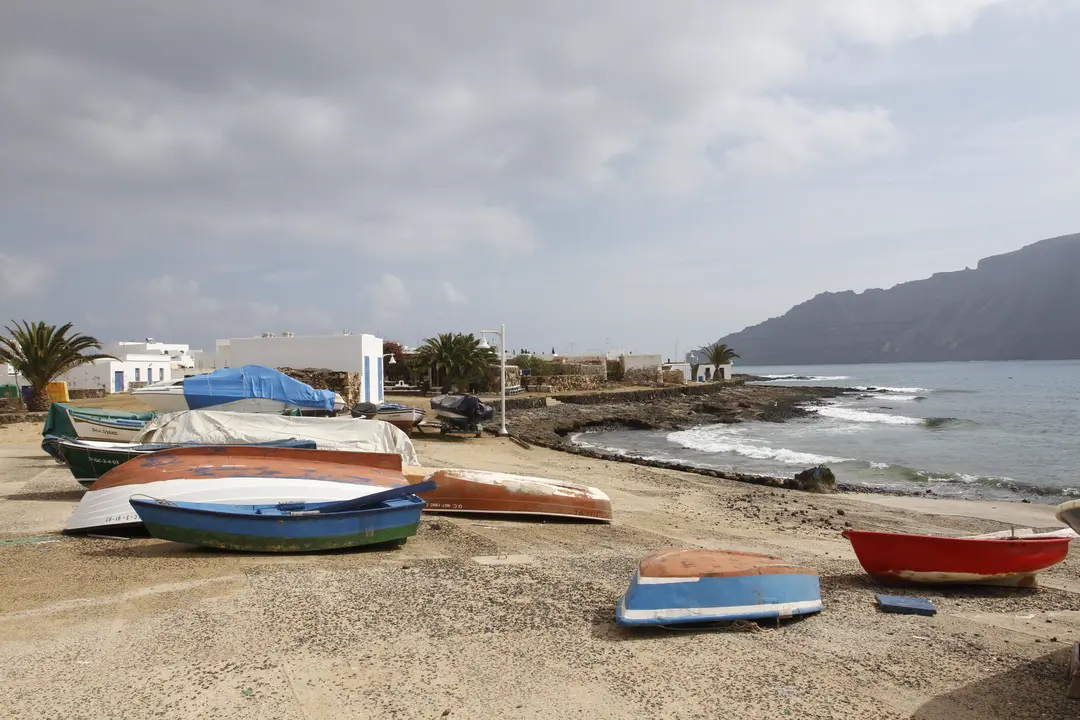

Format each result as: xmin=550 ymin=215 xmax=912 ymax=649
xmin=132 ymin=410 xmax=420 ymax=466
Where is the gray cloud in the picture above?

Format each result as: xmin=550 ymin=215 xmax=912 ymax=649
xmin=1 ymin=0 xmax=1078 ymax=354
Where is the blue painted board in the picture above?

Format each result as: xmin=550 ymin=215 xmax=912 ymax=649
xmin=876 ymin=594 xmax=937 ymax=616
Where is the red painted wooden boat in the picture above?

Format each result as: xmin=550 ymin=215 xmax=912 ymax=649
xmin=842 ymin=529 xmax=1071 ymax=587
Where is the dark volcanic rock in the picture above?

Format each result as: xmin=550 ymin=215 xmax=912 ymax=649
xmin=711 ymin=232 xmax=1080 ymax=364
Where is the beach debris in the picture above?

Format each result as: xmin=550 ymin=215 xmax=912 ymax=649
xmin=241 ymin=687 xmax=253 ymax=697
xmin=876 ymin=595 xmax=936 ymax=616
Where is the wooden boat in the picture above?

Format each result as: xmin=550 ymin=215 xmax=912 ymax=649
xmin=67 ymin=408 xmax=150 ymax=442
xmin=128 ymin=481 xmax=435 ymax=552
xmin=404 ymin=467 xmax=612 ymax=522
xmin=1055 ymin=500 xmax=1080 ymax=536
xmin=842 ymin=529 xmax=1071 ymax=587
xmin=41 ymin=402 xmax=156 ymax=443
xmin=51 ymin=437 xmax=317 ymax=486
xmin=616 ymin=549 xmax=823 ymax=627
xmin=64 ymin=446 xmax=409 ymax=534
xmin=376 ymin=403 xmax=426 ymax=432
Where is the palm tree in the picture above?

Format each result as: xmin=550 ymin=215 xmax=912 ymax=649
xmin=689 ymin=362 xmax=701 ymax=382
xmin=0 ymin=321 xmax=114 ymax=411
xmin=415 ymin=332 xmax=495 ymax=393
xmin=702 ymin=343 xmax=740 ymax=380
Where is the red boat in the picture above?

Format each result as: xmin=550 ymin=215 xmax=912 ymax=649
xmin=842 ymin=529 xmax=1071 ymax=587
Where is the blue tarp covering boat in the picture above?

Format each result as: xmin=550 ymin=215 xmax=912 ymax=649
xmin=183 ymin=365 xmax=338 ymax=412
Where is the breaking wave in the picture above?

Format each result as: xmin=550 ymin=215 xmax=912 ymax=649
xmin=853 ymin=385 xmax=930 ymax=394
xmin=813 ymin=407 xmax=924 ymax=425
xmin=761 ymin=374 xmax=851 ymax=381
xmin=667 ymin=427 xmax=851 ymax=465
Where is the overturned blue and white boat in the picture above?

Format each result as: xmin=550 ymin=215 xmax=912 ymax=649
xmin=131 ymin=365 xmax=343 ymax=415
xmin=615 ymin=548 xmax=824 ymax=627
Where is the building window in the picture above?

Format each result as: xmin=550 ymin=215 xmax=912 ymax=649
xmin=135 ymin=368 xmax=140 ymax=382
xmin=159 ymin=368 xmax=164 ymax=381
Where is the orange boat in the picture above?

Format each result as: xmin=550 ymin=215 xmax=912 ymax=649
xmin=405 ymin=467 xmax=612 ymax=522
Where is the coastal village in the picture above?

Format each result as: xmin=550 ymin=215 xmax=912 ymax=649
xmin=1 ymin=323 xmax=1080 ymax=719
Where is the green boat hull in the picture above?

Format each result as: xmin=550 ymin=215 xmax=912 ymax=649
xmin=61 ymin=445 xmax=143 ymax=485
xmin=142 ymin=522 xmax=418 ymax=553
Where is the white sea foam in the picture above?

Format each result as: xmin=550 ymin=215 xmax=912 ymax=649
xmin=870 ymin=394 xmax=919 ymax=402
xmin=853 ymin=386 xmax=929 ymax=394
xmin=813 ymin=406 xmax=923 ymax=425
xmin=762 ymin=374 xmax=850 ymax=381
xmin=667 ymin=427 xmax=851 ymax=465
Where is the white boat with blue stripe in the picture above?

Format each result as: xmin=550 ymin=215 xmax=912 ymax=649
xmin=616 ymin=548 xmax=824 ymax=627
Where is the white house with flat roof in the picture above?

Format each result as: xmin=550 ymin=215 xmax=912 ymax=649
xmin=215 ymin=332 xmax=385 ymax=404
xmin=61 ymin=353 xmax=174 ymax=393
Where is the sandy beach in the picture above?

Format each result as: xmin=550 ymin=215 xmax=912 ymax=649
xmin=2 ymin=418 xmax=1079 ymax=719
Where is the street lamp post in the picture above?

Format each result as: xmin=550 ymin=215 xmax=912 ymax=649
xmin=477 ymin=324 xmax=509 ymax=437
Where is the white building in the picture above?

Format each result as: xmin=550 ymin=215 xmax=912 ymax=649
xmin=110 ymin=339 xmax=198 ymax=369
xmin=215 ymin=333 xmax=385 ymax=404
xmin=676 ymin=350 xmax=733 ymax=382
xmin=61 ymin=353 xmax=174 ymax=393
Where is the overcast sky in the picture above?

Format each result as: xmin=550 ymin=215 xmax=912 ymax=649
xmin=2 ymin=1 xmax=1079 ymax=357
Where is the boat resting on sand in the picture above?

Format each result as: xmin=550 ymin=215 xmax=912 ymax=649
xmin=616 ymin=549 xmax=824 ymax=627
xmin=64 ymin=446 xmax=409 ymax=534
xmin=1055 ymin=500 xmax=1080 ymax=536
xmin=842 ymin=529 xmax=1071 ymax=587
xmin=404 ymin=467 xmax=612 ymax=522
xmin=129 ymin=481 xmax=436 ymax=553
xmin=48 ymin=436 xmax=317 ymax=486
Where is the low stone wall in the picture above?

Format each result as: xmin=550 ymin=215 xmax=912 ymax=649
xmin=0 ymin=411 xmax=46 ymax=426
xmin=554 ymin=380 xmax=738 ymax=405
xmin=69 ymin=388 xmax=106 ymax=400
xmin=545 ymin=375 xmax=604 ymax=392
xmin=277 ymin=367 xmax=362 ymax=407
xmin=662 ymin=370 xmax=685 ymax=385
xmin=0 ymin=397 xmax=25 ymax=413
xmin=622 ymin=366 xmax=663 ymax=386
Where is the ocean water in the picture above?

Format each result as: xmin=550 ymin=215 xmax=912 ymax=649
xmin=572 ymin=361 xmax=1080 ymax=502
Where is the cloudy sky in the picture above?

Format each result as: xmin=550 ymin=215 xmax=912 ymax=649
xmin=2 ymin=1 xmax=1079 ymax=357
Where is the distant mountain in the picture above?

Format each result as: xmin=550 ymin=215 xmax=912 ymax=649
xmin=716 ymin=233 xmax=1080 ymax=365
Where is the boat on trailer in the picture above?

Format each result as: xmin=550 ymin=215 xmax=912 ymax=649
xmin=842 ymin=529 xmax=1071 ymax=587
xmin=64 ymin=446 xmax=410 ymax=534
xmin=350 ymin=402 xmax=426 ymax=432
xmin=404 ymin=467 xmax=613 ymax=522
xmin=616 ymin=549 xmax=824 ymax=627
xmin=129 ymin=480 xmax=436 ymax=553
xmin=47 ymin=436 xmax=317 ymax=486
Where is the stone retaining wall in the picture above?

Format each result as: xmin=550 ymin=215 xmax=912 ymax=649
xmin=622 ymin=367 xmax=663 ymax=386
xmin=278 ymin=367 xmax=362 ymax=407
xmin=662 ymin=370 xmax=685 ymax=385
xmin=69 ymin=388 xmax=106 ymax=400
xmin=545 ymin=375 xmax=604 ymax=392
xmin=0 ymin=412 xmax=46 ymax=426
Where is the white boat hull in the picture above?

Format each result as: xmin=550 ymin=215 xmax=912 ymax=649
xmin=1055 ymin=500 xmax=1080 ymax=535
xmin=69 ymin=416 xmax=144 ymax=442
xmin=65 ymin=476 xmax=388 ymax=533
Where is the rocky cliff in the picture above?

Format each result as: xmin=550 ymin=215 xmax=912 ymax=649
xmin=716 ymin=233 xmax=1080 ymax=365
